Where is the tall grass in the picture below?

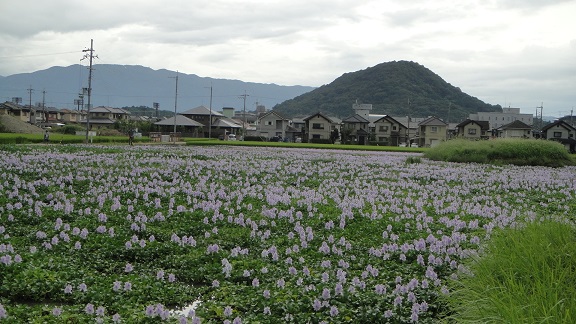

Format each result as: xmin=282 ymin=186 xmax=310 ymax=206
xmin=424 ymin=139 xmax=575 ymax=167
xmin=445 ymin=220 xmax=576 ymax=323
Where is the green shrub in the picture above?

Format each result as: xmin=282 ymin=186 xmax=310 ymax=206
xmin=424 ymin=139 xmax=574 ymax=167
xmin=309 ymin=138 xmax=333 ymax=144
xmin=444 ymin=220 xmax=576 ymax=323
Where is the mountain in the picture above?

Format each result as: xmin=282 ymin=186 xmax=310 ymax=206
xmin=0 ymin=64 xmax=315 ymax=113
xmin=272 ymin=61 xmax=501 ymax=122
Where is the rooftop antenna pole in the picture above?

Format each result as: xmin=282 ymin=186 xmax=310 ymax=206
xmin=81 ymin=39 xmax=97 ymax=143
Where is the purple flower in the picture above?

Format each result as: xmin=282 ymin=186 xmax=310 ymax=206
xmin=84 ymin=303 xmax=94 ymax=314
xmin=96 ymin=306 xmax=106 ymax=316
xmin=329 ymin=305 xmax=339 ymax=317
xmin=263 ymin=290 xmax=270 ymax=299
xmin=52 ymin=307 xmax=62 ymax=317
xmin=224 ymin=306 xmax=232 ymax=317
xmin=78 ymin=283 xmax=88 ymax=292
xmin=124 ymin=282 xmax=132 ymax=291
xmin=64 ymin=284 xmax=73 ymax=294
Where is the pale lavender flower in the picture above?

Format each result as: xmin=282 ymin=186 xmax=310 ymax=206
xmin=96 ymin=306 xmax=106 ymax=316
xmin=224 ymin=306 xmax=232 ymax=317
xmin=85 ymin=303 xmax=95 ymax=314
xmin=52 ymin=307 xmax=62 ymax=316
xmin=78 ymin=283 xmax=88 ymax=292
xmin=64 ymin=284 xmax=73 ymax=294
xmin=124 ymin=282 xmax=132 ymax=291
xmin=125 ymin=263 xmax=133 ymax=272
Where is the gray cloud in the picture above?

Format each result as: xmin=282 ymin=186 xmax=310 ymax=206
xmin=0 ymin=0 xmax=574 ymax=115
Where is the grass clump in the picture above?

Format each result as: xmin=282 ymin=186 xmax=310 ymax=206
xmin=445 ymin=220 xmax=576 ymax=323
xmin=424 ymin=138 xmax=575 ymax=167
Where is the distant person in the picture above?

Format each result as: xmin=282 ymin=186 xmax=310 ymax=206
xmin=43 ymin=131 xmax=49 ymax=143
xmin=128 ymin=129 xmax=135 ymax=146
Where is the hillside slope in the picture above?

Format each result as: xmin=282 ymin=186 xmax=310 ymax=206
xmin=273 ymin=61 xmax=501 ymax=121
xmin=0 ymin=115 xmax=44 ymax=134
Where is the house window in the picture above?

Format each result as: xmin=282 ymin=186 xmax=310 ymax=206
xmin=553 ymin=132 xmax=562 ymax=138
xmin=431 ymin=126 xmax=438 ymax=133
xmin=392 ymin=126 xmax=397 ymax=131
xmin=379 ymin=126 xmax=388 ymax=132
xmin=312 ymin=123 xmax=324 ymax=129
xmin=265 ymin=121 xmax=273 ymax=126
xmin=312 ymin=134 xmax=321 ymax=139
xmin=468 ymin=128 xmax=477 ymax=135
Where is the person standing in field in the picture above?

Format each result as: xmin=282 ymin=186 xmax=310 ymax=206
xmin=128 ymin=129 xmax=135 ymax=146
xmin=43 ymin=131 xmax=49 ymax=143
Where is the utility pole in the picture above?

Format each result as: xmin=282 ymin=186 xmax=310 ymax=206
xmin=81 ymin=39 xmax=97 ymax=143
xmin=536 ymin=102 xmax=543 ymax=137
xmin=206 ymin=84 xmax=213 ymax=139
xmin=170 ymin=71 xmax=179 ymax=134
xmin=42 ymin=89 xmax=46 ymax=123
xmin=27 ymin=86 xmax=34 ymax=124
xmin=239 ymin=91 xmax=249 ymax=140
xmin=406 ymin=98 xmax=410 ymax=145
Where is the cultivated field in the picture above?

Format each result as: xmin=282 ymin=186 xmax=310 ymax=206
xmin=0 ymin=144 xmax=574 ymax=323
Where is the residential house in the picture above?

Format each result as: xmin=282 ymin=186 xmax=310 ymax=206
xmin=257 ymin=110 xmax=290 ymax=140
xmin=154 ymin=115 xmax=205 ymax=138
xmin=469 ymin=107 xmax=533 ymax=130
xmin=455 ymin=119 xmax=490 ymax=140
xmin=342 ymin=114 xmax=370 ymax=145
xmin=495 ymin=120 xmax=532 ymax=138
xmin=60 ymin=109 xmax=84 ymax=124
xmin=418 ymin=116 xmax=448 ymax=147
xmin=373 ymin=115 xmax=408 ymax=146
xmin=303 ymin=112 xmax=338 ymax=142
xmin=541 ymin=120 xmax=576 ymax=153
xmin=80 ymin=106 xmax=131 ymax=130
xmin=180 ymin=105 xmax=227 ymax=137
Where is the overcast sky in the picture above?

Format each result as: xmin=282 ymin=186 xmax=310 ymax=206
xmin=1 ymin=0 xmax=574 ymax=116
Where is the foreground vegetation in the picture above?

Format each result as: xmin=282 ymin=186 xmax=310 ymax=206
xmin=0 ymin=144 xmax=574 ymax=322
xmin=424 ymin=138 xmax=575 ymax=167
xmin=445 ymin=220 xmax=576 ymax=323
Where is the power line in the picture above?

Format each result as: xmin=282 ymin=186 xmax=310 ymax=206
xmin=0 ymin=50 xmax=81 ymax=59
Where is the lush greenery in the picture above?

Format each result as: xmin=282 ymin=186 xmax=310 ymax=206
xmin=445 ymin=220 xmax=576 ymax=323
xmin=0 ymin=144 xmax=574 ymax=323
xmin=273 ymin=61 xmax=501 ymax=120
xmin=185 ymin=138 xmax=426 ymax=153
xmin=0 ymin=133 xmax=148 ymax=145
xmin=424 ymin=138 xmax=575 ymax=167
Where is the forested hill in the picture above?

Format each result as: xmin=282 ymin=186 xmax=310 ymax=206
xmin=272 ymin=61 xmax=501 ymax=121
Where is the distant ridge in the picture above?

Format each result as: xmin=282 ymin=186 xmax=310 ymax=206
xmin=273 ymin=61 xmax=501 ymax=122
xmin=0 ymin=64 xmax=315 ymax=113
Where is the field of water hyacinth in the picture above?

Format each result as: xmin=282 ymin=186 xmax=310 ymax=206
xmin=0 ymin=144 xmax=574 ymax=323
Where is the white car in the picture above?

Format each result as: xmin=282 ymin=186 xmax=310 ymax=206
xmin=398 ymin=143 xmax=407 ymax=147
xmin=410 ymin=143 xmax=419 ymax=148
xmin=227 ymin=134 xmax=237 ymax=141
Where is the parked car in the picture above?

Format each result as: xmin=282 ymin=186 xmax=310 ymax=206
xmin=398 ymin=143 xmax=407 ymax=147
xmin=410 ymin=143 xmax=419 ymax=148
xmin=228 ymin=134 xmax=237 ymax=141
